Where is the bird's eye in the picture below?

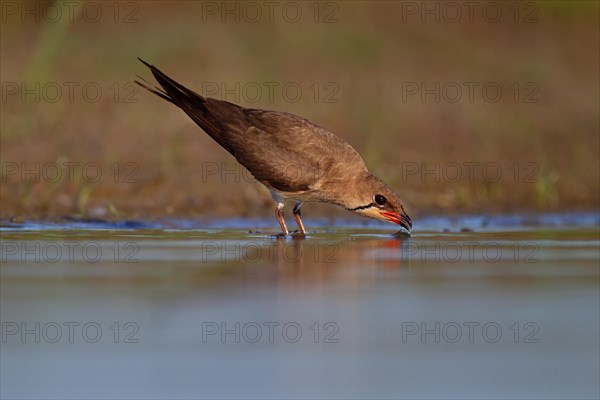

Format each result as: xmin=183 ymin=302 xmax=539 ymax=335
xmin=374 ymin=194 xmax=387 ymax=206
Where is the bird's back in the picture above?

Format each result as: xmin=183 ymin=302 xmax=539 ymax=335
xmin=136 ymin=59 xmax=412 ymax=233
xmin=224 ymin=108 xmax=367 ymax=195
xmin=137 ymin=61 xmax=367 ymax=199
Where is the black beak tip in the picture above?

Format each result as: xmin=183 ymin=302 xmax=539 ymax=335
xmin=405 ymin=214 xmax=412 ymax=227
xmin=401 ymin=214 xmax=412 ymax=232
xmin=394 ymin=218 xmax=411 ymax=237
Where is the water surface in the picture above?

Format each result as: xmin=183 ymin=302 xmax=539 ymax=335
xmin=1 ymin=216 xmax=599 ymax=399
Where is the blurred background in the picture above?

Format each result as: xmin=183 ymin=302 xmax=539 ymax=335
xmin=1 ymin=0 xmax=599 ymax=221
xmin=1 ymin=3 xmax=599 ymax=399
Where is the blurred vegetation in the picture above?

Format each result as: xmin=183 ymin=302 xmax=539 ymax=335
xmin=1 ymin=0 xmax=598 ymax=221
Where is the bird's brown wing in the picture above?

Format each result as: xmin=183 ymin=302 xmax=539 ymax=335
xmin=230 ymin=110 xmax=368 ymax=195
xmin=137 ymin=59 xmax=367 ymax=195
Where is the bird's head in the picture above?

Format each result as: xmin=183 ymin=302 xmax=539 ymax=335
xmin=344 ymin=173 xmax=412 ymax=233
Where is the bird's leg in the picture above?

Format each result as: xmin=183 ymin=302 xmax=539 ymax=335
xmin=292 ymin=201 xmax=306 ymax=235
xmin=275 ymin=202 xmax=289 ymax=236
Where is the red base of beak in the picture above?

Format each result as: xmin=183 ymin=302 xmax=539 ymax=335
xmin=381 ymin=211 xmax=412 ymax=232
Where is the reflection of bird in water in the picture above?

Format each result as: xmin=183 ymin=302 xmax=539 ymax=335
xmin=270 ymin=235 xmax=411 ymax=279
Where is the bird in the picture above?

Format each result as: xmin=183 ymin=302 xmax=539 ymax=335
xmin=135 ymin=58 xmax=412 ymax=236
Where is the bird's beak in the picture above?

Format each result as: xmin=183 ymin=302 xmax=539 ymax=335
xmin=381 ymin=211 xmax=412 ymax=232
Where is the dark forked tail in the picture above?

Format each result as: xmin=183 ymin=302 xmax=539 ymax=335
xmin=135 ymin=58 xmax=239 ymax=154
xmin=134 ymin=58 xmax=176 ymax=104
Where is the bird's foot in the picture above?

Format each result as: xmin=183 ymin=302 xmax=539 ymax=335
xmin=290 ymin=230 xmax=307 ymax=239
xmin=270 ymin=230 xmax=306 ymax=239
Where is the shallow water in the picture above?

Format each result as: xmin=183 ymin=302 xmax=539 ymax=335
xmin=1 ymin=216 xmax=599 ymax=399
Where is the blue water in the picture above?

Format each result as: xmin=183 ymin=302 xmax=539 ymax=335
xmin=1 ymin=214 xmax=599 ymax=399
